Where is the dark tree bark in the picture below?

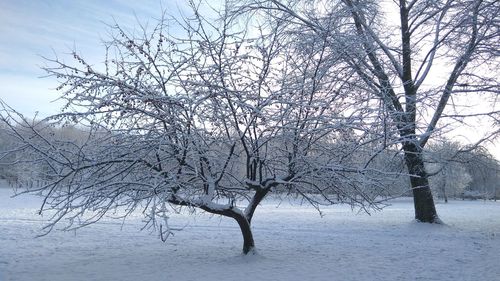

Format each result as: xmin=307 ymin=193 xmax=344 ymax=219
xmin=202 ymin=208 xmax=256 ymax=254
xmin=442 ymin=176 xmax=448 ymax=203
xmin=170 ymin=196 xmax=257 ymax=255
xmin=232 ymin=213 xmax=255 ymax=254
xmin=203 ymin=208 xmax=256 ymax=254
xmin=245 ymin=189 xmax=269 ymax=224
xmin=403 ymin=142 xmax=439 ymax=223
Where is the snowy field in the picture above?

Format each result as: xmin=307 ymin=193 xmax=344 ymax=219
xmin=0 ymin=184 xmax=499 ymax=281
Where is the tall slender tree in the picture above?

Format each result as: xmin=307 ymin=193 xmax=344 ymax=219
xmin=236 ymin=0 xmax=500 ymax=222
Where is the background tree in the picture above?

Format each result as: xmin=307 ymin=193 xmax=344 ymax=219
xmin=236 ymin=0 xmax=500 ymax=222
xmin=426 ymin=141 xmax=499 ymax=201
xmin=0 ymin=3 xmax=387 ymax=255
xmin=426 ymin=141 xmax=472 ymax=202
xmin=0 ymin=120 xmax=18 ymax=184
xmin=460 ymin=146 xmax=500 ymax=200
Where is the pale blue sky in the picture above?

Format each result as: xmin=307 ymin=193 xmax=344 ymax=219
xmin=0 ymin=0 xmax=190 ymax=117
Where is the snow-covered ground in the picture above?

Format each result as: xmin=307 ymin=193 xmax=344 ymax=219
xmin=0 ymin=185 xmax=499 ymax=281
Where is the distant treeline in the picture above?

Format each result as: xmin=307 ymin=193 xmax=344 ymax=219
xmin=1 ymin=120 xmax=498 ymax=200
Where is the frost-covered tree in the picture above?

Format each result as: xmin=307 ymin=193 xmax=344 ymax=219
xmin=424 ymin=140 xmax=499 ymax=202
xmin=426 ymin=141 xmax=472 ymax=202
xmin=0 ymin=4 xmax=387 ymax=254
xmin=236 ymin=0 xmax=500 ymax=222
xmin=460 ymin=146 xmax=500 ymax=200
xmin=0 ymin=120 xmax=17 ymax=183
xmin=0 ymin=119 xmax=52 ymax=186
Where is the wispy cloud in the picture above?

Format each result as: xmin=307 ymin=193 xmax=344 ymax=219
xmin=0 ymin=0 xmax=189 ymax=116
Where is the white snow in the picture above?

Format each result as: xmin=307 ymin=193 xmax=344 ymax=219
xmin=0 ymin=185 xmax=499 ymax=281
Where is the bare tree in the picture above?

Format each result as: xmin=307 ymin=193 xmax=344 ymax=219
xmin=426 ymin=141 xmax=472 ymax=202
xmin=0 ymin=4 xmax=385 ymax=254
xmin=235 ymin=0 xmax=500 ymax=222
xmin=425 ymin=141 xmax=500 ymax=201
xmin=460 ymin=146 xmax=500 ymax=200
xmin=0 ymin=120 xmax=18 ymax=184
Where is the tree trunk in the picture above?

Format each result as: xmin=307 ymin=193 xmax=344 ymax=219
xmin=442 ymin=177 xmax=448 ymax=203
xmin=208 ymin=208 xmax=255 ymax=254
xmin=172 ymin=196 xmax=256 ymax=255
xmin=245 ymin=189 xmax=268 ymax=224
xmin=404 ymin=143 xmax=440 ymax=223
xmin=232 ymin=212 xmax=255 ymax=255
